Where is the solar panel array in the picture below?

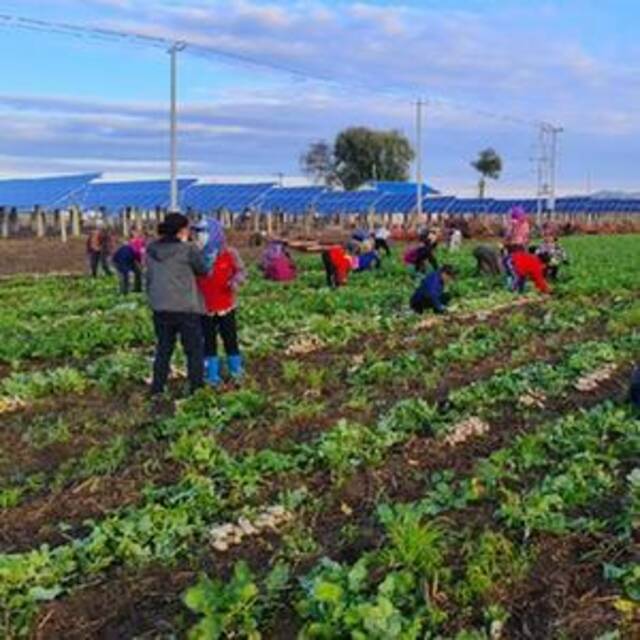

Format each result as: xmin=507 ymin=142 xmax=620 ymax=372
xmin=1 ymin=174 xmax=639 ymax=216
xmin=79 ymin=179 xmax=197 ymax=212
xmin=259 ymin=186 xmax=325 ymax=214
xmin=0 ymin=173 xmax=100 ymax=210
xmin=182 ymin=183 xmax=274 ymax=212
xmin=314 ymin=190 xmax=383 ymax=215
xmin=368 ymin=181 xmax=439 ymax=196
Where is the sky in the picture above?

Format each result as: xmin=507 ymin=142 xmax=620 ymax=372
xmin=0 ymin=0 xmax=638 ymax=196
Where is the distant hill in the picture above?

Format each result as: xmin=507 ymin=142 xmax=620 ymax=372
xmin=589 ymin=190 xmax=640 ymax=200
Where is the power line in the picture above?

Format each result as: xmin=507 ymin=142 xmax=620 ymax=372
xmin=0 ymin=12 xmax=560 ymax=131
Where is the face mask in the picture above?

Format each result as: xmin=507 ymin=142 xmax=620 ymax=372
xmin=196 ymin=231 xmax=209 ymax=250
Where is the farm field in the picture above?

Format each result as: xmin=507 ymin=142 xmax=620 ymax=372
xmin=0 ymin=234 xmax=639 ymax=639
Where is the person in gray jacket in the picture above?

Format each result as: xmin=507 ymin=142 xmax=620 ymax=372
xmin=146 ymin=213 xmax=209 ymax=395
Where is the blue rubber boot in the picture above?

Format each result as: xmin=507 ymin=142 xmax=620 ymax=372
xmin=227 ymin=354 xmax=244 ymax=381
xmin=204 ymin=357 xmax=222 ymax=387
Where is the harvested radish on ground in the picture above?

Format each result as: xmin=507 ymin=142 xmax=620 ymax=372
xmin=444 ymin=417 xmax=490 ymax=446
xmin=574 ymin=364 xmax=617 ymax=391
xmin=0 ymin=397 xmax=26 ymax=413
xmin=209 ymin=505 xmax=293 ymax=552
xmin=519 ymin=389 xmax=547 ymax=408
xmin=285 ymin=334 xmax=324 ymax=355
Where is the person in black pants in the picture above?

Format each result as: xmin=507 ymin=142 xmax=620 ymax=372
xmin=374 ymin=225 xmax=391 ymax=257
xmin=146 ymin=213 xmax=209 ymax=395
xmin=414 ymin=228 xmax=439 ymax=273
xmin=322 ymin=250 xmax=338 ymax=288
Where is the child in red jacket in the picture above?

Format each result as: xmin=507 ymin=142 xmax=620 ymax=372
xmin=510 ymin=249 xmax=551 ymax=294
xmin=194 ymin=219 xmax=246 ymax=386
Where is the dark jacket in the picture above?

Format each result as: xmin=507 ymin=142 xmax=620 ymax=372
xmin=631 ymin=365 xmax=640 ymax=409
xmin=412 ymin=270 xmax=447 ymax=312
xmin=112 ymin=244 xmax=137 ymax=272
xmin=146 ymin=238 xmax=208 ymax=314
xmin=415 ymin=240 xmax=438 ymax=272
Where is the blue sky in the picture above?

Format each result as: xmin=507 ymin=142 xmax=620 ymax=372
xmin=0 ymin=0 xmax=638 ymax=195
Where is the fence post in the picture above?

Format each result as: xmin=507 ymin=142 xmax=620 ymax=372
xmin=59 ymin=209 xmax=68 ymax=243
xmin=122 ymin=208 xmax=129 ymax=238
xmin=0 ymin=207 xmax=7 ymax=239
xmin=35 ymin=205 xmax=45 ymax=238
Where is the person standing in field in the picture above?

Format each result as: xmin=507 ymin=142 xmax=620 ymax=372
xmin=505 ymin=206 xmax=531 ymax=251
xmin=195 ymin=219 xmax=247 ymax=386
xmin=373 ymin=224 xmax=392 ymax=257
xmin=86 ymin=222 xmax=113 ymax=277
xmin=146 ymin=213 xmax=209 ymax=396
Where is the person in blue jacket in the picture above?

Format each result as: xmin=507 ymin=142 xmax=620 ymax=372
xmin=410 ymin=265 xmax=456 ymax=314
xmin=354 ymin=240 xmax=381 ymax=272
xmin=112 ymin=240 xmax=143 ymax=295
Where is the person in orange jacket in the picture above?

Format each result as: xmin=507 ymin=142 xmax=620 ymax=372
xmin=322 ymin=244 xmax=353 ymax=288
xmin=510 ymin=249 xmax=551 ymax=294
xmin=194 ymin=219 xmax=246 ymax=386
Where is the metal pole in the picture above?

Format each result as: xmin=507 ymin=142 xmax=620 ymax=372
xmin=416 ymin=99 xmax=423 ymax=221
xmin=549 ymin=126 xmax=563 ymax=216
xmin=169 ymin=42 xmax=186 ymax=212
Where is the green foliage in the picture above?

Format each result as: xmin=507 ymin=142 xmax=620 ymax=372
xmin=333 ymin=126 xmax=415 ymax=190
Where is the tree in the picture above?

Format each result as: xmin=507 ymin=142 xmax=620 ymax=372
xmin=471 ymin=148 xmax=502 ymax=198
xmin=333 ymin=127 xmax=415 ymax=190
xmin=300 ymin=140 xmax=335 ymax=185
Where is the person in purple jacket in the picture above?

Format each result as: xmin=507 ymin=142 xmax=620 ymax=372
xmin=410 ymin=265 xmax=456 ymax=314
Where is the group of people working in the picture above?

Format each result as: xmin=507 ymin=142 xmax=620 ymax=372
xmin=472 ymin=206 xmax=567 ymax=295
xmin=88 ymin=205 xmax=570 ymax=396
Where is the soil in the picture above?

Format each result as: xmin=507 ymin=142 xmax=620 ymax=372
xmin=31 ymin=365 xmax=634 ymax=640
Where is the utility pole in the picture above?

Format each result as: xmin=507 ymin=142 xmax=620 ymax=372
xmin=416 ymin=99 xmax=424 ymax=221
xmin=536 ymin=123 xmax=563 ymax=220
xmin=169 ymin=42 xmax=186 ymax=212
xmin=549 ymin=126 xmax=563 ymax=214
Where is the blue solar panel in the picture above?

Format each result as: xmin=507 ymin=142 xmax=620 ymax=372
xmin=80 ymin=179 xmax=196 ymax=213
xmin=315 ymin=190 xmax=383 ymax=215
xmin=368 ymin=181 xmax=439 ymax=196
xmin=182 ymin=183 xmax=274 ymax=212
xmin=0 ymin=173 xmax=100 ymax=210
xmin=446 ymin=199 xmax=492 ymax=215
xmin=259 ymin=186 xmax=325 ymax=215
xmin=374 ymin=193 xmax=420 ymax=214
xmin=423 ymin=196 xmax=456 ymax=214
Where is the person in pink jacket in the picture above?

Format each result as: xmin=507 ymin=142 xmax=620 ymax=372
xmin=505 ymin=206 xmax=531 ymax=250
xmin=260 ymin=241 xmax=297 ymax=282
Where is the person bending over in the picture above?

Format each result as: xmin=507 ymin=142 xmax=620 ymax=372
xmin=410 ymin=264 xmax=456 ymax=314
xmin=473 ymin=245 xmax=503 ymax=277
xmin=510 ymin=249 xmax=551 ymax=294
xmin=354 ymin=240 xmax=381 ymax=272
xmin=322 ymin=244 xmax=352 ymax=288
